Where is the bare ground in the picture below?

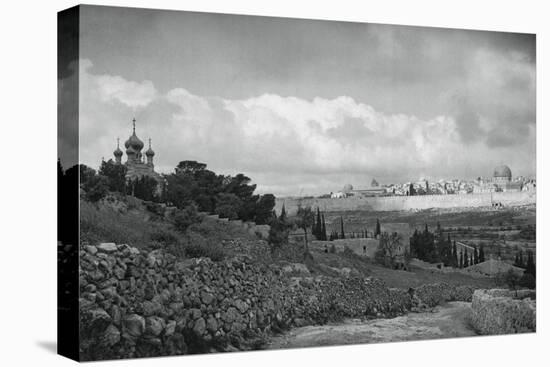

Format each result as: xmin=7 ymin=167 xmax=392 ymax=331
xmin=266 ymin=302 xmax=477 ymax=349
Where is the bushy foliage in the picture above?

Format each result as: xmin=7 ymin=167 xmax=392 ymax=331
xmin=519 ymin=273 xmax=536 ymax=289
xmin=375 ymin=232 xmax=403 ymax=267
xmin=173 ymin=204 xmax=201 ymax=233
xmin=127 ymin=176 xmax=159 ymax=202
xmin=99 ymin=159 xmax=127 ymax=193
xmin=82 ymin=173 xmax=109 ymax=203
xmin=267 ymin=216 xmax=290 ymax=250
xmin=214 ymin=193 xmax=242 ymax=219
xmin=163 ymin=160 xmax=275 ymax=224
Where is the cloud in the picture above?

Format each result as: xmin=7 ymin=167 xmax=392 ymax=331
xmin=81 ymin=59 xmax=157 ymax=108
xmin=446 ymin=48 xmax=535 ymax=146
xmin=78 ymin=58 xmax=535 ymax=197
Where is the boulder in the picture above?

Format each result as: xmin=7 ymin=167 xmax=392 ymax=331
xmin=97 ymin=243 xmax=118 ymax=253
xmin=100 ymin=324 xmax=121 ymax=347
xmin=123 ymin=314 xmax=145 ymax=338
xmin=145 ymin=316 xmax=165 ymax=337
xmin=193 ymin=317 xmax=207 ymax=336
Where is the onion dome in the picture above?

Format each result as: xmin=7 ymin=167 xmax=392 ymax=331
xmin=493 ymin=165 xmax=512 ymax=179
xmin=113 ymin=138 xmax=123 ymax=157
xmin=126 ymin=146 xmax=136 ymax=156
xmin=145 ymin=138 xmax=155 ymax=157
xmin=124 ymin=118 xmax=144 ymax=151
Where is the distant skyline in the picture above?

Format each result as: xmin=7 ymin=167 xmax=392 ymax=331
xmin=70 ymin=5 xmax=536 ymax=196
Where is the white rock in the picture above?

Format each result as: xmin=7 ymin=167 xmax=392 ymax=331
xmin=97 ymin=243 xmax=118 ymax=253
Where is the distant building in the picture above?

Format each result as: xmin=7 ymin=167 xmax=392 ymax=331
xmin=113 ymin=118 xmax=164 ymax=191
xmin=473 ymin=165 xmax=523 ymax=193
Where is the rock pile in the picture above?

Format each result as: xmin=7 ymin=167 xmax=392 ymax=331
xmin=413 ymin=283 xmax=475 ymax=308
xmin=79 ymin=242 xmax=476 ymax=360
xmin=470 ymin=289 xmax=536 ymax=335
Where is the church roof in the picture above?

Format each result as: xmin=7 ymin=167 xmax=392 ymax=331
xmin=124 ymin=118 xmax=144 ymax=151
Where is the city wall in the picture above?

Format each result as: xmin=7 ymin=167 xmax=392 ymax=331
xmin=275 ymin=191 xmax=535 ymax=214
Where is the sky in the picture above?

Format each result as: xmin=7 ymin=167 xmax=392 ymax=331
xmin=71 ymin=5 xmax=536 ymax=197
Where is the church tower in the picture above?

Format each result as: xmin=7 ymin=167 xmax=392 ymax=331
xmin=124 ymin=118 xmax=144 ymax=164
xmin=113 ymin=138 xmax=123 ymax=164
xmin=145 ymin=138 xmax=155 ymax=166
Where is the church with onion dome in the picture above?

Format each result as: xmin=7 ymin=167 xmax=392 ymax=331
xmin=113 ymin=118 xmax=164 ymax=189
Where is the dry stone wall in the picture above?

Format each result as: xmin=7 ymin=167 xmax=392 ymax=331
xmin=470 ymin=289 xmax=536 ymax=335
xmin=79 ymin=242 xmax=475 ymax=360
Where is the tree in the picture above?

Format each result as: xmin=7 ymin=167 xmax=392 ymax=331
xmin=295 ymin=206 xmax=315 ymax=251
xmin=501 ymin=269 xmax=521 ymax=296
xmin=459 ymin=251 xmax=463 ymax=269
xmin=375 ymin=219 xmax=381 ymax=238
xmin=99 ymin=159 xmax=127 ymax=193
xmin=340 ymin=216 xmax=345 ymax=239
xmin=525 ymin=250 xmax=536 ymax=278
xmin=173 ymin=204 xmax=200 ymax=232
xmin=452 ymin=241 xmax=458 ymax=268
xmin=314 ymin=207 xmax=322 ymax=239
xmin=81 ymin=167 xmax=109 ymax=203
xmin=321 ymin=214 xmax=327 ymax=241
xmin=519 ymin=273 xmax=536 ymax=289
xmin=479 ymin=244 xmax=486 ymax=263
xmin=279 ymin=204 xmax=287 ymax=223
xmin=463 ymin=249 xmax=469 ymax=268
xmin=375 ymin=232 xmax=403 ymax=268
xmin=254 ymin=194 xmax=276 ymax=224
xmin=128 ymin=176 xmax=159 ymax=201
xmin=214 ymin=193 xmax=243 ymax=220
xmin=268 ymin=216 xmax=290 ymax=250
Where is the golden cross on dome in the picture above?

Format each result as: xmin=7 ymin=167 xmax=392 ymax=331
xmin=132 ymin=117 xmax=136 ymax=133
xmin=116 ymin=137 xmax=120 ymax=148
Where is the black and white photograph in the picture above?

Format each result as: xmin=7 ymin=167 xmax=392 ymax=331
xmin=55 ymin=2 xmax=539 ymax=363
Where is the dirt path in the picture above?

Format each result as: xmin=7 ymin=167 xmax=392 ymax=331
xmin=267 ymin=302 xmax=477 ymax=349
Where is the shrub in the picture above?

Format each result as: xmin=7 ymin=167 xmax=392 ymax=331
xmin=267 ymin=217 xmax=290 ymax=250
xmin=80 ymin=199 xmax=153 ymax=248
xmin=519 ymin=273 xmax=536 ymax=289
xmin=173 ymin=204 xmax=200 ymax=233
xmin=176 ymin=232 xmax=225 ymax=261
xmin=82 ymin=174 xmax=109 ymax=203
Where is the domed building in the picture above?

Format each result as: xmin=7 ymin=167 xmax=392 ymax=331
xmin=473 ymin=165 xmax=522 ymax=193
xmin=113 ymin=118 xmax=164 ymax=193
xmin=493 ymin=165 xmax=512 ymax=184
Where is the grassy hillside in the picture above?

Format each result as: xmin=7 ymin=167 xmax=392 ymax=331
xmin=80 ymin=196 xmax=263 ymax=261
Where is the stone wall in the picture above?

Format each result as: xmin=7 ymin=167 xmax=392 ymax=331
xmin=470 ymin=289 xmax=536 ymax=335
xmin=275 ymin=191 xmax=535 ymax=214
xmin=79 ymin=242 xmax=476 ymax=360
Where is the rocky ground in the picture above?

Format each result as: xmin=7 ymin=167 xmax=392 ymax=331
xmin=267 ymin=301 xmax=477 ymax=349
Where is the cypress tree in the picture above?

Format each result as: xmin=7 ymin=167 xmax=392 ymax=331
xmin=525 ymin=250 xmax=535 ymax=278
xmin=279 ymin=204 xmax=287 ymax=223
xmin=376 ymin=219 xmax=381 ymax=238
xmin=340 ymin=216 xmax=345 ymax=239
xmin=314 ymin=207 xmax=322 ymax=239
xmin=474 ymin=246 xmax=479 ymax=264
xmin=459 ymin=251 xmax=463 ymax=269
xmin=479 ymin=244 xmax=485 ymax=263
xmin=452 ymin=240 xmax=458 ymax=267
xmin=463 ymin=249 xmax=469 ymax=268
xmin=321 ymin=213 xmax=327 ymax=241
